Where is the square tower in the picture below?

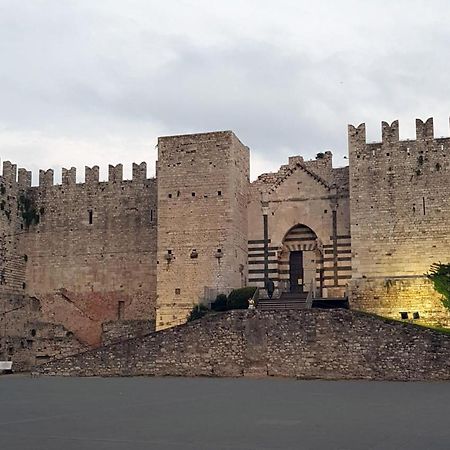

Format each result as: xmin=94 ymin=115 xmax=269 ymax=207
xmin=156 ymin=131 xmax=249 ymax=330
xmin=348 ymin=119 xmax=450 ymax=324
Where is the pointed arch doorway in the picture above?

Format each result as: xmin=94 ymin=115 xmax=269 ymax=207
xmin=279 ymin=224 xmax=323 ymax=296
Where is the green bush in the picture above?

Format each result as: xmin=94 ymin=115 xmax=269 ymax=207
xmin=187 ymin=304 xmax=209 ymax=322
xmin=427 ymin=263 xmax=450 ymax=309
xmin=211 ymin=294 xmax=228 ymax=312
xmin=227 ymin=287 xmax=257 ymax=310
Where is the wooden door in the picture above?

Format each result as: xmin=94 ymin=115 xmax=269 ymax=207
xmin=289 ymin=251 xmax=304 ymax=293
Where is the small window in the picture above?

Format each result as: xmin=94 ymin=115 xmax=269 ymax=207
xmin=218 ymin=191 xmax=222 ymax=196
xmin=168 ymin=249 xmax=172 ymax=255
xmin=400 ymin=312 xmax=408 ymax=320
xmin=177 ymin=191 xmax=180 ymax=197
xmin=413 ymin=312 xmax=420 ymax=320
xmin=88 ymin=210 xmax=93 ymax=224
xmin=175 ymin=288 xmax=181 ymax=295
xmin=168 ymin=193 xmax=172 ymax=199
xmin=190 ymin=249 xmax=198 ymax=259
xmin=192 ymin=192 xmax=196 ymax=197
xmin=150 ymin=209 xmax=154 ymax=222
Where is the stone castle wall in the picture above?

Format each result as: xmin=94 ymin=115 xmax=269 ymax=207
xmin=101 ymin=320 xmax=154 ymax=346
xmin=0 ymin=162 xmax=87 ymax=369
xmin=2 ymin=118 xmax=450 ymax=371
xmin=0 ymin=162 xmax=27 ymax=295
xmin=38 ymin=309 xmax=450 ymax=381
xmin=17 ymin=163 xmax=157 ymax=346
xmin=348 ymin=119 xmax=450 ymax=323
xmin=0 ymin=293 xmax=87 ymax=371
xmin=156 ymin=131 xmax=249 ymax=330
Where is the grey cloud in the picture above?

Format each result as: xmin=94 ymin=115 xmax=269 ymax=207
xmin=1 ymin=0 xmax=450 ymax=179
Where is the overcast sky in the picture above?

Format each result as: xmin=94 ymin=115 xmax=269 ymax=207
xmin=1 ymin=0 xmax=450 ymax=182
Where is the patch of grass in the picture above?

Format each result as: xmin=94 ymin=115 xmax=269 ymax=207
xmin=357 ymin=310 xmax=450 ymax=335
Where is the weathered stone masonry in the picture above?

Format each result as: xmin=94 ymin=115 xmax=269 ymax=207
xmin=38 ymin=309 xmax=450 ymax=381
xmin=247 ymin=153 xmax=351 ymax=298
xmin=2 ymin=117 xmax=450 ymax=372
xmin=0 ymin=162 xmax=86 ymax=370
xmin=349 ymin=119 xmax=450 ymax=325
xmin=156 ymin=131 xmax=249 ymax=330
xmin=0 ymin=161 xmax=156 ymax=369
xmin=19 ymin=163 xmax=157 ymax=346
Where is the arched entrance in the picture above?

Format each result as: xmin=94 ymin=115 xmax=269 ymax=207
xmin=278 ymin=224 xmax=323 ymax=296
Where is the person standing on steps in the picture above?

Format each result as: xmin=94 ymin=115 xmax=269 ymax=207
xmin=266 ymin=279 xmax=275 ymax=299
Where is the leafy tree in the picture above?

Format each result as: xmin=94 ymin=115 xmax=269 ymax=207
xmin=427 ymin=263 xmax=450 ymax=309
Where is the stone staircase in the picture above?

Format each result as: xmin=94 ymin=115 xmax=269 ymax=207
xmin=257 ymin=290 xmax=349 ymax=311
xmin=258 ymin=291 xmax=309 ymax=311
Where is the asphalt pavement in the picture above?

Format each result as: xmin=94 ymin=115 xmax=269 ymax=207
xmin=0 ymin=375 xmax=449 ymax=450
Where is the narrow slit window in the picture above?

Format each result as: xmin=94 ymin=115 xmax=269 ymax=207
xmin=88 ymin=210 xmax=93 ymax=224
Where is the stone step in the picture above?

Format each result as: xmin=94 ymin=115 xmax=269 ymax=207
xmin=258 ymin=299 xmax=308 ymax=310
xmin=280 ymin=290 xmax=308 ymax=298
xmin=257 ymin=297 xmax=349 ymax=311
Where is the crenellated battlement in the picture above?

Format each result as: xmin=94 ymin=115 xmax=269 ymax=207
xmin=0 ymin=161 xmax=18 ymax=187
xmin=349 ymin=118 xmax=450 ymax=159
xmin=0 ymin=161 xmax=153 ymax=189
xmin=62 ymin=167 xmax=76 ymax=186
xmin=39 ymin=169 xmax=54 ymax=188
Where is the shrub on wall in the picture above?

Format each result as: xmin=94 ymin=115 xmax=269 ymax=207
xmin=187 ymin=304 xmax=209 ymax=322
xmin=211 ymin=294 xmax=228 ymax=312
xmin=18 ymin=194 xmax=39 ymax=228
xmin=427 ymin=263 xmax=450 ymax=309
xmin=227 ymin=287 xmax=257 ymax=310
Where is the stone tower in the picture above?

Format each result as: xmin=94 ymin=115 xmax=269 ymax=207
xmin=348 ymin=118 xmax=450 ymax=324
xmin=156 ymin=131 xmax=249 ymax=330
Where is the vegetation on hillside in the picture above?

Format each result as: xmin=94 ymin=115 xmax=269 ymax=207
xmin=211 ymin=287 xmax=257 ymax=311
xmin=187 ymin=304 xmax=209 ymax=322
xmin=427 ymin=263 xmax=450 ymax=309
xmin=187 ymin=287 xmax=258 ymax=322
